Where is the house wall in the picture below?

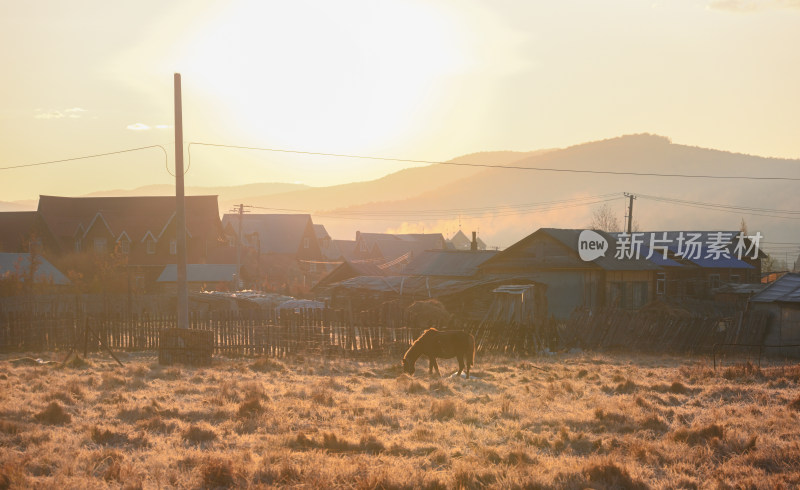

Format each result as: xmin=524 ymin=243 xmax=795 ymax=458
xmin=757 ymin=303 xmax=800 ymax=357
xmin=605 ymin=270 xmax=655 ymax=309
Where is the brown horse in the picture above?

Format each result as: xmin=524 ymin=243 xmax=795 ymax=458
xmin=402 ymin=328 xmax=475 ymax=379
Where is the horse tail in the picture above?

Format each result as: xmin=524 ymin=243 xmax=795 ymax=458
xmin=467 ymin=332 xmax=475 ymax=367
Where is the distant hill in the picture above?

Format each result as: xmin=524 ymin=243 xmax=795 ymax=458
xmin=220 ymin=150 xmax=547 ymax=214
xmin=319 ymin=134 xmax=800 ymax=248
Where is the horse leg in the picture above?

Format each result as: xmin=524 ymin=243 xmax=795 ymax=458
xmin=432 ymin=357 xmax=440 ymax=377
xmin=428 ymin=356 xmax=435 ymax=374
xmin=456 ymin=355 xmax=464 ymax=377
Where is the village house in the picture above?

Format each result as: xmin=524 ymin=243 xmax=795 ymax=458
xmin=35 ymin=195 xmax=231 ymax=291
xmin=351 ymin=231 xmax=447 ymax=271
xmin=221 ymin=213 xmax=324 ymax=293
xmin=478 ymin=228 xmax=667 ymax=319
xmin=609 ymin=231 xmax=764 ymax=300
xmin=447 ymin=230 xmax=487 ymax=251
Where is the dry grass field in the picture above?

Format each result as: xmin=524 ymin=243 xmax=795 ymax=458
xmin=1 ymin=350 xmax=800 ymax=489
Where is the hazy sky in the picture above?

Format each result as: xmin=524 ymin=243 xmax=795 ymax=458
xmin=1 ymin=0 xmax=799 ymax=202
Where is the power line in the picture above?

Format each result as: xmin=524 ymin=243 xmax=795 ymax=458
xmin=245 ymin=195 xmax=622 ymax=221
xmin=1 ymin=145 xmax=169 ymax=171
xmin=638 ymin=194 xmax=800 ymax=220
xmin=188 ymin=141 xmax=800 ymax=182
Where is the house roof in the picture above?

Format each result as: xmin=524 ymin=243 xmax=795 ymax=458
xmin=403 ymin=250 xmax=498 ymax=277
xmin=157 ymin=264 xmax=238 ymax=283
xmin=448 ymin=230 xmax=486 ymax=250
xmin=313 ymin=224 xmax=330 ymax=240
xmin=37 ymin=195 xmax=223 ymax=252
xmin=312 ymin=259 xmax=385 ymax=290
xmin=0 ymin=253 xmax=70 ymax=285
xmin=750 ymin=273 xmax=800 ymax=303
xmin=538 ymin=228 xmax=663 ymax=271
xmin=0 ymin=212 xmax=37 ymax=252
xmin=221 ymin=213 xmax=312 ymax=255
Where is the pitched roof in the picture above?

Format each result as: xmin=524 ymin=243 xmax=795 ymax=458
xmin=404 ymin=250 xmax=498 ymax=277
xmin=750 ymin=273 xmax=800 ymax=303
xmin=0 ymin=212 xmax=37 ymax=252
xmin=536 ymin=228 xmax=663 ymax=271
xmin=0 ymin=253 xmax=70 ymax=285
xmin=312 ymin=259 xmax=385 ymax=290
xmin=221 ymin=213 xmax=313 ymax=255
xmin=313 ymin=224 xmax=330 ymax=240
xmin=37 ymin=195 xmax=223 ymax=251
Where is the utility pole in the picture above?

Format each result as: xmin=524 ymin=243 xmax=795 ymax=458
xmin=174 ymin=73 xmax=188 ymax=329
xmin=236 ymin=203 xmax=243 ymax=290
xmin=624 ymin=192 xmax=636 ymax=234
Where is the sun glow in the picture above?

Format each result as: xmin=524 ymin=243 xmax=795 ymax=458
xmin=176 ymin=1 xmax=468 ymax=154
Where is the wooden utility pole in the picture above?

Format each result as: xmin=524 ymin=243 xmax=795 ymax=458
xmin=236 ymin=203 xmax=243 ymax=290
xmin=624 ymin=192 xmax=636 ymax=234
xmin=174 ymin=73 xmax=188 ymax=329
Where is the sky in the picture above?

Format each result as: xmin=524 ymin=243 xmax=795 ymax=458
xmin=1 ymin=0 xmax=799 ymax=204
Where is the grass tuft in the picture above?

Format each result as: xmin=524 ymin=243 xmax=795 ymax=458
xmin=34 ymin=402 xmax=71 ymax=425
xmin=182 ymin=423 xmax=216 ymax=444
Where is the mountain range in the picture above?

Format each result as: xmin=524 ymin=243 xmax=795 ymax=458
xmin=3 ymin=134 xmax=798 ymax=255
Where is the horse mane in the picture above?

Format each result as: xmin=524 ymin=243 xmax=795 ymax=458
xmin=403 ymin=328 xmax=439 ymax=361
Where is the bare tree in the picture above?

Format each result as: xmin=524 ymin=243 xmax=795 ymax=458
xmin=589 ymin=203 xmax=621 ymax=232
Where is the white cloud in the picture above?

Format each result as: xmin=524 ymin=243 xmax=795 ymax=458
xmin=155 ymin=124 xmax=172 ymax=130
xmin=126 ymin=123 xmax=151 ymax=131
xmin=34 ymin=107 xmax=88 ymax=120
xmin=34 ymin=110 xmax=65 ymax=120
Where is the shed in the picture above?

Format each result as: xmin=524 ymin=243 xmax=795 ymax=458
xmin=749 ymin=273 xmax=800 ymax=355
xmin=157 ymin=264 xmax=238 ymax=292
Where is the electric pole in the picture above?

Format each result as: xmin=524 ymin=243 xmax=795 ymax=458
xmin=236 ymin=204 xmax=243 ymax=290
xmin=174 ymin=73 xmax=188 ymax=329
xmin=624 ymin=193 xmax=636 ymax=234
xmin=230 ymin=204 xmax=250 ymax=290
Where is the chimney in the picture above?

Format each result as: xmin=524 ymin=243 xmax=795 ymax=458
xmin=471 ymin=231 xmax=477 ymax=251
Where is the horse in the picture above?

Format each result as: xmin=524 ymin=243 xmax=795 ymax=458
xmin=402 ymin=328 xmax=475 ymax=379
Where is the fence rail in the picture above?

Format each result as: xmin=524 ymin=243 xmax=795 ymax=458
xmin=0 ymin=310 xmax=422 ymax=358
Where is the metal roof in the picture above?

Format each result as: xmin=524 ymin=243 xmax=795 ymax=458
xmin=0 ymin=253 xmax=70 ymax=285
xmin=403 ymin=250 xmax=498 ymax=277
xmin=157 ymin=264 xmax=237 ymax=283
xmin=750 ymin=273 xmax=800 ymax=303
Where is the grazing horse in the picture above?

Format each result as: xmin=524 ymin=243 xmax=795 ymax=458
xmin=402 ymin=328 xmax=475 ymax=379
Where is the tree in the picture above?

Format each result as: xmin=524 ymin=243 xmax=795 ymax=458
xmin=589 ymin=203 xmax=621 ymax=232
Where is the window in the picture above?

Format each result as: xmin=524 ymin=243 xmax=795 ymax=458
xmin=303 ymin=237 xmax=309 ymax=249
xmin=709 ymin=274 xmax=721 ymax=290
xmin=94 ymin=238 xmax=107 ymax=253
xmin=119 ymin=240 xmax=130 ymax=255
xmin=170 ymin=239 xmax=177 ymax=255
xmin=135 ymin=273 xmax=145 ymax=290
xmin=146 ymin=239 xmax=156 ymax=254
xmin=730 ymin=274 xmax=740 ymax=283
xmin=656 ymin=273 xmax=666 ymax=295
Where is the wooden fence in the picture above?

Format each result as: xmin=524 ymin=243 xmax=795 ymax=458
xmin=561 ymin=307 xmax=771 ymax=354
xmin=0 ymin=310 xmax=420 ymax=358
